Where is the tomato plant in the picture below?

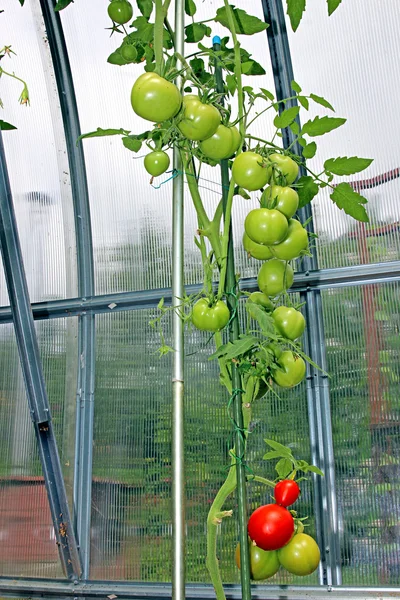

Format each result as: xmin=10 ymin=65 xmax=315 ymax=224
xmin=278 ymin=533 xmax=320 ymax=576
xmin=131 ymin=73 xmax=182 ymax=122
xmin=191 ymin=299 xmax=230 ymax=332
xmin=248 ymin=292 xmax=274 ymax=311
xmin=232 ymin=151 xmax=272 ymax=191
xmin=274 ymin=480 xmax=301 ymax=507
xmin=199 ymin=124 xmax=240 ymax=160
xmin=178 ymin=95 xmax=221 ymax=141
xmin=269 ymin=153 xmax=299 ymax=185
xmin=272 ymin=306 xmax=306 ymax=340
xmin=272 ymin=351 xmax=306 ymax=388
xmin=257 ymin=259 xmax=294 ymax=297
xmin=144 ymin=151 xmax=170 ymax=177
xmin=243 ymin=232 xmax=273 ymax=261
xmin=235 ymin=541 xmax=280 ymax=580
xmin=262 ymin=185 xmax=299 ymax=219
xmin=248 ymin=504 xmax=295 ymax=551
xmin=107 ymin=0 xmax=133 ymax=24
xmin=244 ymin=208 xmax=289 ymax=246
xmin=271 ymin=219 xmax=308 ymax=261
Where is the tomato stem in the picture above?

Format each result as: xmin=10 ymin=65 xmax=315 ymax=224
xmin=154 ymin=0 xmax=171 ymax=75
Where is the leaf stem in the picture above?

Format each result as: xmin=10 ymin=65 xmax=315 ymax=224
xmin=154 ymin=0 xmax=171 ymax=75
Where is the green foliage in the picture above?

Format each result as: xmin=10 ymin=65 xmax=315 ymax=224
xmin=214 ymin=5 xmax=269 ymax=35
xmin=286 ymin=0 xmax=306 ymax=32
xmin=330 ymin=182 xmax=369 ymax=222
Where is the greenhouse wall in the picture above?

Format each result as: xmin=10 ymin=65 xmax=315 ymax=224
xmin=0 ymin=0 xmax=399 ymax=599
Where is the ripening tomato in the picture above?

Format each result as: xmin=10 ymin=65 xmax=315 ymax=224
xmin=131 ymin=73 xmax=182 ymax=122
xmin=144 ymin=151 xmax=170 ymax=177
xmin=248 ymin=292 xmax=274 ymax=311
xmin=262 ymin=185 xmax=299 ymax=219
xmin=108 ymin=0 xmax=133 ymax=24
xmin=257 ymin=259 xmax=294 ymax=297
xmin=269 ymin=153 xmax=299 ymax=185
xmin=232 ymin=152 xmax=272 ymax=191
xmin=272 ymin=351 xmax=306 ymax=388
xmin=199 ymin=124 xmax=241 ymax=160
xmin=274 ymin=480 xmax=301 ymax=507
xmin=245 ymin=208 xmax=289 ymax=246
xmin=191 ymin=298 xmax=230 ymax=332
xmin=278 ymin=533 xmax=320 ymax=576
xmin=243 ymin=233 xmax=273 ymax=261
xmin=270 ymin=219 xmax=308 ymax=261
xmin=235 ymin=541 xmax=280 ymax=580
xmin=272 ymin=306 xmax=306 ymax=340
xmin=248 ymin=504 xmax=295 ymax=551
xmin=178 ymin=96 xmax=221 ymax=141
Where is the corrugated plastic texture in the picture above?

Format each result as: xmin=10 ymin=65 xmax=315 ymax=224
xmin=286 ymin=0 xmax=400 ymax=269
xmin=91 ymin=301 xmax=317 ymax=585
xmin=0 ymin=318 xmax=77 ymax=578
xmin=322 ymin=282 xmax=400 ymax=585
xmin=0 ymin=1 xmax=78 ymax=306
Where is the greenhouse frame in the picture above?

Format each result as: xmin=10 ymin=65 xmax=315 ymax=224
xmin=0 ymin=0 xmax=399 ymax=599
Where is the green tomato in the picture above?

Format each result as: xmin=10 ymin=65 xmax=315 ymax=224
xmin=199 ymin=125 xmax=241 ymax=160
xmin=271 ymin=219 xmax=308 ymax=261
xmin=236 ymin=541 xmax=280 ymax=580
xmin=262 ymin=185 xmax=299 ymax=219
xmin=278 ymin=533 xmax=320 ymax=576
xmin=272 ymin=306 xmax=306 ymax=340
xmin=108 ymin=0 xmax=133 ymax=24
xmin=144 ymin=151 xmax=170 ymax=177
xmin=178 ymin=96 xmax=221 ymax=141
xmin=269 ymin=153 xmax=299 ymax=185
xmin=257 ymin=259 xmax=294 ymax=297
xmin=131 ymin=73 xmax=182 ymax=122
xmin=248 ymin=292 xmax=274 ymax=311
xmin=245 ymin=208 xmax=289 ymax=246
xmin=232 ymin=151 xmax=272 ymax=191
xmin=243 ymin=232 xmax=273 ymax=261
xmin=272 ymin=351 xmax=306 ymax=388
xmin=191 ymin=299 xmax=230 ymax=332
xmin=120 ymin=44 xmax=138 ymax=62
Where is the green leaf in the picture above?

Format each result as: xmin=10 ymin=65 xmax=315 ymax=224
xmin=185 ymin=0 xmax=197 ymax=16
xmin=189 ymin=57 xmax=212 ymax=85
xmin=122 ymin=136 xmax=142 ymax=152
xmin=290 ymin=121 xmax=300 ymax=135
xmin=297 ymin=95 xmax=309 ymax=110
xmin=108 ymin=50 xmax=128 ymax=66
xmin=286 ymin=0 xmax=306 ymax=31
xmin=324 ymin=156 xmax=373 ymax=176
xmin=54 ymin=0 xmax=73 ymax=11
xmin=260 ymin=88 xmax=275 ymax=101
xmin=185 ymin=23 xmax=210 ymax=43
xmin=327 ymin=0 xmax=342 ymax=16
xmin=240 ymin=58 xmax=265 ymax=76
xmin=18 ymin=0 xmax=25 ymax=5
xmin=273 ymin=106 xmax=300 ymax=129
xmin=291 ymin=80 xmax=302 ymax=93
xmin=309 ymin=93 xmax=334 ymax=111
xmin=246 ymin=302 xmax=275 ymax=336
xmin=137 ymin=0 xmax=153 ymax=18
xmin=302 ymin=115 xmax=346 ymax=137
xmin=0 ymin=120 xmax=17 ymax=131
xmin=262 ymin=450 xmax=284 ymax=461
xmin=128 ymin=17 xmax=154 ymax=43
xmin=330 ymin=182 xmax=369 ymax=222
xmin=297 ymin=175 xmax=319 ymax=208
xmin=209 ymin=335 xmax=257 ymax=361
xmin=264 ymin=439 xmax=293 ymax=457
xmin=215 ymin=5 xmax=269 ymax=35
xmin=304 ymin=464 xmax=324 ymax=476
xmin=275 ymin=458 xmax=293 ymax=478
xmin=77 ymin=127 xmax=130 ymax=144
xmin=226 ymin=74 xmax=237 ymax=96
xmin=302 ymin=141 xmax=317 ymax=159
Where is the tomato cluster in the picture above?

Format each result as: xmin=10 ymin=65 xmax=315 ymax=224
xmin=237 ymin=480 xmax=320 ymax=579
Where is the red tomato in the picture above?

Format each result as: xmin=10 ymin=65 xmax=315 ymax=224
xmin=248 ymin=504 xmax=295 ymax=551
xmin=274 ymin=480 xmax=300 ymax=507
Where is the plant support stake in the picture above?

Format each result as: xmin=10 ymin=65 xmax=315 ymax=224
xmin=213 ymin=36 xmax=252 ymax=600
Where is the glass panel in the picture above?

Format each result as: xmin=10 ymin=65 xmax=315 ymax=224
xmin=1 ymin=2 xmax=77 ymax=306
xmin=287 ymin=2 xmax=400 ymax=269
xmin=92 ymin=304 xmax=316 ymax=585
xmin=0 ymin=317 xmax=78 ymax=577
xmin=322 ymin=282 xmax=400 ymax=585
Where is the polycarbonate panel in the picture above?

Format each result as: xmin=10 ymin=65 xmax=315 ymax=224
xmin=60 ymin=0 xmax=278 ymax=294
xmin=286 ymin=1 xmax=400 ymax=269
xmin=91 ymin=304 xmax=316 ymax=585
xmin=0 ymin=2 xmax=77 ymax=306
xmin=322 ymin=282 xmax=400 ymax=585
xmin=0 ymin=317 xmax=78 ymax=577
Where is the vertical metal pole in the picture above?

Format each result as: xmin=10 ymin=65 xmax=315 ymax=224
xmin=39 ymin=0 xmax=96 ymax=578
xmin=0 ymin=132 xmax=81 ymax=579
xmin=213 ymin=37 xmax=252 ymax=600
xmin=172 ymin=1 xmax=185 ymax=599
xmin=261 ymin=0 xmax=342 ymax=585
